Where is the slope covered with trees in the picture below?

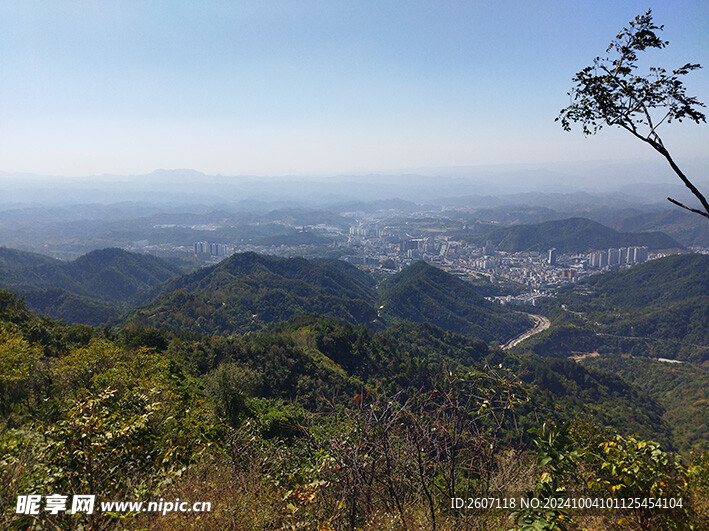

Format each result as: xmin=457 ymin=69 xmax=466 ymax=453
xmin=378 ymin=261 xmax=530 ymax=343
xmin=0 ymin=248 xmax=184 ymax=325
xmin=128 ymin=255 xmax=531 ymax=344
xmin=557 ymin=253 xmax=709 ymax=352
xmin=3 ymin=290 xmax=706 ymax=530
xmin=0 ymin=246 xmax=60 ymax=270
xmin=521 ymin=253 xmax=709 ymax=364
xmin=582 ymin=355 xmax=709 ymax=454
xmin=482 ymin=217 xmax=681 ymax=253
xmin=0 ymin=248 xmax=183 ymax=302
xmin=127 ymin=252 xmax=380 ymax=336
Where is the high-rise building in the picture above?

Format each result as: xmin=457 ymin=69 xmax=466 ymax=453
xmin=608 ymin=248 xmax=620 ymax=266
xmin=548 ymin=248 xmax=557 ymax=265
xmin=633 ymin=246 xmax=648 ymax=263
xmin=588 ymin=250 xmax=609 ymax=269
xmin=195 ymin=241 xmax=228 ymax=256
xmin=625 ymin=247 xmax=635 ymax=264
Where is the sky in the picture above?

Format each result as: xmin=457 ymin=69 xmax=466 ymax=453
xmin=0 ymin=0 xmax=707 ymax=179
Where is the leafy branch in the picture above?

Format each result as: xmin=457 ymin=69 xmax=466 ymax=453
xmin=557 ymin=10 xmax=708 ymax=219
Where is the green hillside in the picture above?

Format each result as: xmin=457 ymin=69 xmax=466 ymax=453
xmin=483 ymin=217 xmax=681 ymax=252
xmin=0 ymin=248 xmax=183 ymax=324
xmin=0 ymin=246 xmax=59 ymax=269
xmin=3 ymin=288 xmax=705 ymax=530
xmin=127 ymin=252 xmax=379 ymax=335
xmin=612 ymin=208 xmax=709 ymax=247
xmin=523 ymin=253 xmax=709 ymax=362
xmin=581 ymin=355 xmax=709 ymax=454
xmin=378 ymin=261 xmax=530 ymax=344
xmin=568 ymin=252 xmax=708 ymax=308
xmin=560 ymin=253 xmax=709 ymax=348
xmin=0 ymin=248 xmax=183 ymax=302
xmin=21 ymin=288 xmax=121 ymax=327
xmin=127 ymin=255 xmax=532 ymax=343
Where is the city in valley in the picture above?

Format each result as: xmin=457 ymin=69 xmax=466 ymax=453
xmin=114 ymin=200 xmax=697 ymax=306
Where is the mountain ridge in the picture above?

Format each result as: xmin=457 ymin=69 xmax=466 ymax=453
xmin=482 ymin=217 xmax=681 ymax=253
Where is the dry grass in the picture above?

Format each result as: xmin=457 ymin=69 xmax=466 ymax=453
xmin=129 ymin=457 xmax=287 ymax=531
xmin=124 ymin=448 xmax=542 ymax=531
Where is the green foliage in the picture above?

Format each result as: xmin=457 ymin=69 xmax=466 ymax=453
xmin=0 ymin=328 xmax=43 ymax=417
xmin=22 ymin=287 xmax=121 ymax=326
xmin=512 ymin=422 xmax=581 ymax=530
xmin=572 ymin=253 xmax=708 ymax=310
xmin=206 ymin=362 xmax=258 ymax=428
xmin=558 ymin=11 xmax=705 ymax=136
xmin=0 ymin=247 xmax=183 ymax=325
xmin=547 ymin=253 xmax=709 ymax=362
xmin=127 ymin=252 xmax=379 ymax=336
xmin=582 ymin=355 xmax=709 ymax=454
xmin=249 ymin=398 xmax=309 ymax=441
xmin=557 ymin=9 xmax=708 ymax=218
xmin=120 ymin=325 xmax=170 ymax=352
xmin=590 ymin=436 xmax=694 ymax=529
xmin=494 ymin=351 xmax=671 ymax=448
xmin=1 ymin=318 xmax=218 ymax=529
xmin=481 ymin=217 xmax=679 ymax=253
xmin=592 ymin=436 xmax=686 ymax=497
xmin=3 ymin=262 xmax=708 ymax=529
xmin=378 ymin=261 xmax=531 ymax=343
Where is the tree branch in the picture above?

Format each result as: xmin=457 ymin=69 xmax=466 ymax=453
xmin=656 ymin=147 xmax=709 ymax=217
xmin=667 ymin=197 xmax=709 ymax=219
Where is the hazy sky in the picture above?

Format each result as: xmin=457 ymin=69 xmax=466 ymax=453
xmin=1 ymin=1 xmax=707 ymax=178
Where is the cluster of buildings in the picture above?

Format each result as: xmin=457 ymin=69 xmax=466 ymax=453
xmin=340 ymin=220 xmax=671 ymax=291
xmin=123 ymin=209 xmax=690 ymax=301
xmin=194 ymin=241 xmax=231 ymax=257
xmin=587 ymin=246 xmax=648 ymax=269
xmin=182 ymin=220 xmax=663 ymax=294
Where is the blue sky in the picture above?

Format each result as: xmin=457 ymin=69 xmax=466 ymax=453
xmin=0 ymin=0 xmax=707 ymax=178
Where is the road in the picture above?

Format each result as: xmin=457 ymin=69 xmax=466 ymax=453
xmin=502 ymin=314 xmax=551 ymax=350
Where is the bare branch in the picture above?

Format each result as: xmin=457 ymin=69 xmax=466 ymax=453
xmin=667 ymin=197 xmax=709 ymax=219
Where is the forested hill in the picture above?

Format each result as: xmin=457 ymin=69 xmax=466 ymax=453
xmin=378 ymin=261 xmax=530 ymax=343
xmin=525 ymin=253 xmax=709 ymax=362
xmin=566 ymin=253 xmax=709 ymax=348
xmin=0 ymin=248 xmax=531 ymax=342
xmin=0 ymin=246 xmax=60 ymax=269
xmin=0 ymin=248 xmax=183 ymax=302
xmin=0 ymin=248 xmax=184 ymax=325
xmin=126 ymin=254 xmax=533 ymax=343
xmin=0 ymin=289 xmax=671 ymax=450
xmin=126 ymin=252 xmax=380 ymax=335
xmin=482 ymin=217 xmax=681 ymax=253
xmin=571 ymin=252 xmax=709 ymax=308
